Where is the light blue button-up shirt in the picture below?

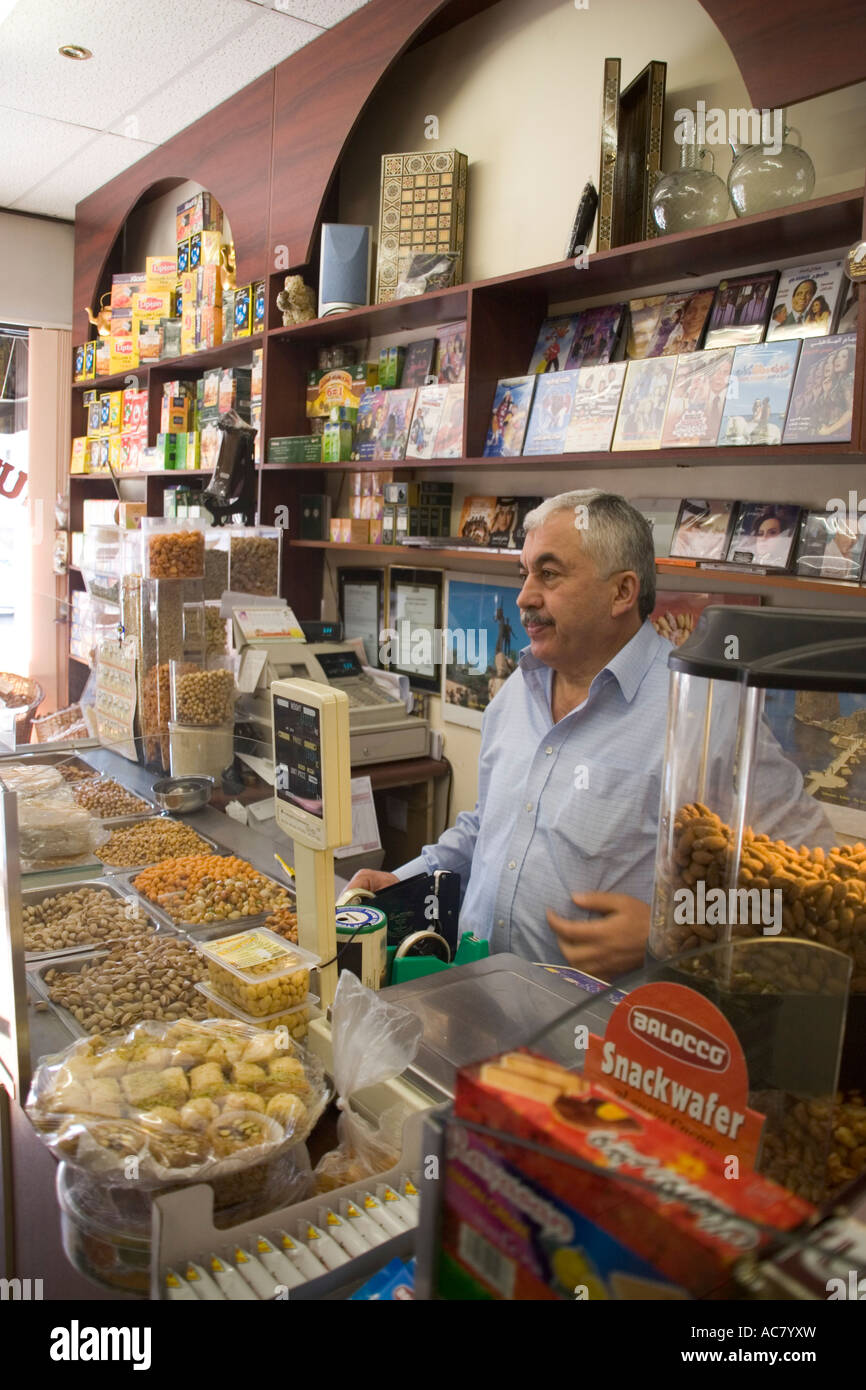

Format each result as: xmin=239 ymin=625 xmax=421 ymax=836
xmin=395 ymin=619 xmax=832 ymax=964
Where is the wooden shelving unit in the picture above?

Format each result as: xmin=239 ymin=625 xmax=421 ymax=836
xmin=289 ymin=539 xmax=866 ymax=599
xmin=67 ymin=0 xmax=866 ymax=704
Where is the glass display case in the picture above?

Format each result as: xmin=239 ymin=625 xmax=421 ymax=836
xmin=648 ymin=606 xmax=866 ymax=1200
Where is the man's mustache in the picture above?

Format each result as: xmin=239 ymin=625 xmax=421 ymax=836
xmin=521 ymin=609 xmax=554 ymax=628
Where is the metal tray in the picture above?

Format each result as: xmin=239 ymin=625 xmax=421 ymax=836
xmin=71 ymin=778 xmax=160 ymax=828
xmin=21 ymin=877 xmax=170 ymax=962
xmin=27 ymin=948 xmax=111 ymax=1039
xmin=115 ymin=867 xmax=295 ymax=937
xmin=27 ymin=971 xmax=81 ymax=1053
xmin=0 ymin=750 xmax=99 ymax=779
xmin=95 ymin=815 xmax=224 ymax=875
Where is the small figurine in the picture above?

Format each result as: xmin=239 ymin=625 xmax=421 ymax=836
xmin=84 ymin=293 xmax=112 ymax=336
xmin=219 ymin=242 xmax=237 ymax=292
xmin=276 ymin=275 xmax=317 ymax=326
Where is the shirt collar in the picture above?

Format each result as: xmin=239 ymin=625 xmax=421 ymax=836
xmin=518 ymin=619 xmax=665 ymax=705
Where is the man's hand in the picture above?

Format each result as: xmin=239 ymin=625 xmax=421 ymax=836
xmin=343 ymin=869 xmax=400 ymax=894
xmin=546 ymin=891 xmax=649 ymax=981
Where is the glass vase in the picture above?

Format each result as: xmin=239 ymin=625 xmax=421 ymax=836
xmin=651 ymin=143 xmax=730 ymax=235
xmin=728 ymin=126 xmax=815 ymax=218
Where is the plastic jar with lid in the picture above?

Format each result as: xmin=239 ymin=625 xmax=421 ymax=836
xmin=81 ymin=525 xmax=121 ymax=604
xmin=203 ymin=527 xmax=230 ymax=600
xmin=227 ymin=526 xmax=282 ymax=597
xmin=141 ymin=518 xmax=206 ymax=580
xmin=170 ymin=659 xmax=236 ymax=727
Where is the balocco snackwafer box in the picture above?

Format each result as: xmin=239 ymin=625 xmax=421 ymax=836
xmin=445 ymin=1046 xmax=813 ymax=1300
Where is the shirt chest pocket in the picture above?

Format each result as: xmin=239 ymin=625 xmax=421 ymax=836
xmin=546 ymin=760 xmax=660 ymax=863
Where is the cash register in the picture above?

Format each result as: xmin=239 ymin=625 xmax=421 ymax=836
xmin=234 ymin=609 xmax=429 ymax=765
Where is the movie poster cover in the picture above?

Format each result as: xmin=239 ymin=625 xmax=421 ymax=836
xmin=482 ymin=376 xmax=536 ymax=457
xmin=669 ymin=498 xmax=736 ymax=561
xmin=611 ymin=357 xmax=677 ymax=450
xmin=647 ymin=289 xmax=715 ymax=356
xmin=527 ymin=315 xmax=582 ymax=373
xmin=433 ymin=385 xmax=465 ymax=457
xmin=436 ymin=322 xmax=467 ymax=383
xmin=766 ymin=260 xmax=847 ymax=341
xmin=703 ymin=272 xmax=778 ymax=348
xmin=563 ymin=362 xmax=627 ymax=452
xmin=725 ymin=501 xmax=802 ymax=569
xmin=782 ymin=333 xmax=856 ymax=444
xmin=564 ymin=305 xmax=625 ymax=368
xmin=406 ymin=383 xmax=449 ymax=459
xmin=717 ymin=341 xmax=801 ymax=446
xmin=661 ymin=348 xmax=734 ymax=448
xmin=522 ymin=370 xmax=579 ymax=454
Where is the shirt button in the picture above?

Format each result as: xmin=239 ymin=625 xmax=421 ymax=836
xmin=508 ymin=860 xmax=516 ymax=870
xmin=525 ymin=802 xmax=533 ymax=812
xmin=545 ymin=746 xmax=553 ymax=755
xmin=497 ymin=919 xmax=504 ymax=928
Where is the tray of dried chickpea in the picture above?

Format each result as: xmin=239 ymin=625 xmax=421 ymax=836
xmin=197 ymin=927 xmax=319 ymax=1019
xmin=21 ymin=881 xmax=165 ymax=960
xmin=95 ymin=817 xmax=220 ymax=872
xmin=30 ymin=934 xmax=209 ymax=1038
xmin=70 ymin=777 xmax=157 ymax=822
xmin=130 ymin=854 xmax=292 ymax=927
xmin=653 ymin=801 xmax=866 ymax=990
xmin=194 ymin=980 xmax=321 ymax=1039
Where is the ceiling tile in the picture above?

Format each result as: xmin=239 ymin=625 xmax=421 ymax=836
xmin=0 ymin=0 xmax=272 ymax=130
xmin=102 ymin=7 xmax=321 ymax=145
xmin=244 ymin=0 xmax=370 ymax=22
xmin=0 ymin=0 xmax=374 ymax=220
xmin=0 ymin=107 xmax=96 ymax=205
xmin=9 ymin=130 xmax=156 ymax=219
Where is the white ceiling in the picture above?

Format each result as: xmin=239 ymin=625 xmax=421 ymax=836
xmin=0 ymin=0 xmax=372 ymax=219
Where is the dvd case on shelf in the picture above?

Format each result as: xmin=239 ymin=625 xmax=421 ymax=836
xmin=564 ymin=305 xmax=625 ymax=369
xmin=782 ymin=333 xmax=856 ymax=444
xmin=646 ymin=289 xmax=715 ymax=356
xmin=527 ymin=315 xmax=582 ymax=374
xmin=703 ymin=271 xmax=778 ymax=349
xmin=725 ymin=501 xmax=802 ymax=569
xmin=669 ymin=498 xmax=736 ymax=561
xmin=563 ymin=362 xmax=627 ymax=453
xmin=611 ymin=357 xmax=677 ymax=451
xmin=482 ymin=376 xmax=536 ymax=457
xmin=766 ymin=259 xmax=847 ymax=341
xmin=523 ymin=371 xmax=580 ymax=454
xmin=795 ymin=509 xmax=866 ymax=581
xmin=717 ymin=340 xmax=801 ymax=446
xmin=661 ymin=348 xmax=734 ymax=448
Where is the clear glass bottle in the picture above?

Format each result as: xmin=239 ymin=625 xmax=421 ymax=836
xmin=727 ymin=126 xmax=815 ymax=218
xmin=651 ymin=139 xmax=730 ymax=235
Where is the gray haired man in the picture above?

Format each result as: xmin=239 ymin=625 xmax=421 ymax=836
xmin=348 ymin=490 xmax=830 ymax=978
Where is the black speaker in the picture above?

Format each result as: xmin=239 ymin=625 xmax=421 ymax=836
xmin=318 ymin=224 xmax=371 ymax=317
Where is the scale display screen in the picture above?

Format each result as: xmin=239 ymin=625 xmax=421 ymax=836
xmin=317 ymin=650 xmax=363 ymax=680
xmin=274 ymin=693 xmax=323 ymax=819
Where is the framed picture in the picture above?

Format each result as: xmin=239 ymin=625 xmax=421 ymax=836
xmin=337 ymin=567 xmax=385 ymax=668
xmin=442 ymin=571 xmax=525 ymax=729
xmin=385 ymin=566 xmax=443 ymax=694
xmin=597 ymin=58 xmax=667 ymax=250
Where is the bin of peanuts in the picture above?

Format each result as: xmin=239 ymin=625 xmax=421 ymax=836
xmin=195 ymin=927 xmax=319 ymax=1020
xmin=647 ymin=604 xmax=866 ymax=1201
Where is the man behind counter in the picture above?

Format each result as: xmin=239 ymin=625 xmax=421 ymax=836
xmin=347 ymin=490 xmax=831 ymax=979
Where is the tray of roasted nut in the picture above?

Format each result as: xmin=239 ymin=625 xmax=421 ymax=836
xmin=124 ymin=854 xmax=295 ymax=934
xmin=27 ymin=933 xmax=210 ymax=1039
xmin=21 ymin=880 xmax=172 ymax=962
xmin=95 ymin=815 xmax=224 ymax=875
xmin=68 ymin=775 xmax=159 ymax=825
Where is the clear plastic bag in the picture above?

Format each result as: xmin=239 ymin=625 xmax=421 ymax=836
xmin=26 ymin=1017 xmax=330 ymax=1192
xmin=314 ymin=971 xmax=423 ymax=1192
xmin=17 ymin=790 xmax=110 ymax=866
